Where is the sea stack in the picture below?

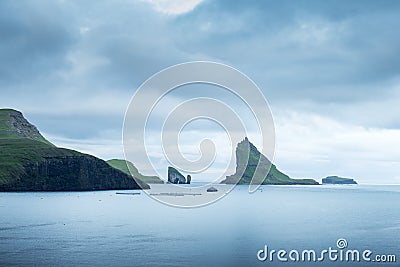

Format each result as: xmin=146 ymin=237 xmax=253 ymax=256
xmin=167 ymin=166 xmax=186 ymax=184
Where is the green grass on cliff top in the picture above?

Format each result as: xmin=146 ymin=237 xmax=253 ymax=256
xmin=107 ymin=159 xmax=164 ymax=184
xmin=0 ymin=109 xmax=17 ymax=139
xmin=0 ymin=109 xmax=53 ymax=145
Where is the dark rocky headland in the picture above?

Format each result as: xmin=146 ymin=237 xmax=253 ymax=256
xmin=0 ymin=109 xmax=149 ymax=191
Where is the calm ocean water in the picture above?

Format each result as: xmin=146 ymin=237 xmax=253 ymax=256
xmin=0 ymin=185 xmax=399 ymax=266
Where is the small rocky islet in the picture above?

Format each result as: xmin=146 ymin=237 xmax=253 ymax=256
xmin=322 ymin=176 xmax=357 ymax=185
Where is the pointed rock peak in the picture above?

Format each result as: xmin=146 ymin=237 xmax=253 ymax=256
xmin=237 ymin=137 xmax=259 ymax=155
xmin=241 ymin=136 xmax=251 ymax=146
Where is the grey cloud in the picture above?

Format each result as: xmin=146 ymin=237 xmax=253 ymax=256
xmin=27 ymin=112 xmax=123 ymax=140
xmin=172 ymin=0 xmax=400 ymax=104
xmin=65 ymin=1 xmax=188 ymax=90
xmin=0 ymin=0 xmax=78 ymax=87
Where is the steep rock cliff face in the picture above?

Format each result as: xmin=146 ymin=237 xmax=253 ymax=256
xmin=0 ymin=109 xmax=149 ymax=191
xmin=1 ymin=155 xmax=149 ymax=191
xmin=168 ymin=167 xmax=187 ymax=184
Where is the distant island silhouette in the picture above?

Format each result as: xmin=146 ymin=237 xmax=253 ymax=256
xmin=322 ymin=176 xmax=357 ymax=185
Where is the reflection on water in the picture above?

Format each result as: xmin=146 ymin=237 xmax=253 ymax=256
xmin=0 ymin=185 xmax=399 ymax=266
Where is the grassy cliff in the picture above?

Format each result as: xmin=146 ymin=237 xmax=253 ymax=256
xmin=107 ymin=159 xmax=164 ymax=184
xmin=0 ymin=109 xmax=149 ymax=191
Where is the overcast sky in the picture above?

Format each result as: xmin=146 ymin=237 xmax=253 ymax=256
xmin=1 ymin=0 xmax=400 ymax=184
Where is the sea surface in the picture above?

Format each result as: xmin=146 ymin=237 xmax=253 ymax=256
xmin=0 ymin=184 xmax=399 ymax=266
